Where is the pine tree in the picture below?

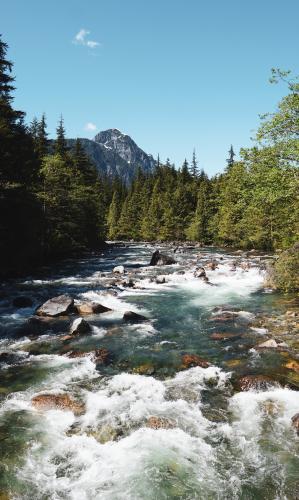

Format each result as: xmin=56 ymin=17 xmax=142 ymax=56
xmin=190 ymin=149 xmax=199 ymax=177
xmin=55 ymin=116 xmax=68 ymax=157
xmin=226 ymin=145 xmax=235 ymax=168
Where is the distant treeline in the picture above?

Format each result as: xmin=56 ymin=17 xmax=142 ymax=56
xmin=0 ymin=34 xmax=298 ymax=277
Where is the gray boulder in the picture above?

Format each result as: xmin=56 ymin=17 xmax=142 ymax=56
xmin=150 ymin=250 xmax=176 ymax=266
xmin=36 ymin=295 xmax=75 ymax=317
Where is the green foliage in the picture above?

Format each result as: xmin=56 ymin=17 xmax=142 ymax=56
xmin=272 ymin=243 xmax=299 ymax=292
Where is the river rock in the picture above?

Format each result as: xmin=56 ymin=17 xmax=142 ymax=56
xmin=285 ymin=360 xmax=299 ymax=373
xmin=206 ymin=260 xmax=218 ymax=271
xmin=257 ymin=339 xmax=278 ymax=349
xmin=149 ymin=250 xmax=176 ymax=266
xmin=123 ymin=311 xmax=147 ymax=322
xmin=31 ymin=393 xmax=85 ymax=415
xmin=13 ymin=296 xmax=33 ymax=308
xmin=70 ymin=318 xmax=91 ymax=335
xmin=121 ymin=278 xmax=135 ymax=287
xmin=113 ymin=265 xmax=125 ymax=274
xmin=155 ymin=276 xmax=166 ymax=284
xmin=181 ymin=353 xmax=210 ymax=369
xmin=94 ymin=348 xmax=111 ymax=364
xmin=36 ymin=295 xmax=74 ymax=317
xmin=210 ymin=332 xmax=238 ymax=340
xmin=238 ymin=375 xmax=275 ymax=391
xmin=291 ymin=413 xmax=299 ymax=434
xmin=193 ymin=267 xmax=206 ymax=278
xmin=146 ymin=416 xmax=176 ymax=430
xmin=75 ymin=302 xmax=111 ymax=315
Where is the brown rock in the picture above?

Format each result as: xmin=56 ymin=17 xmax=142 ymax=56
xmin=146 ymin=416 xmax=176 ymax=429
xmin=94 ymin=348 xmax=111 ymax=364
xmin=238 ymin=375 xmax=275 ymax=392
xmin=32 ymin=393 xmax=85 ymax=415
xmin=210 ymin=332 xmax=237 ymax=340
xmin=181 ymin=354 xmax=210 ymax=369
xmin=76 ymin=302 xmax=111 ymax=315
xmin=285 ymin=360 xmax=299 ymax=373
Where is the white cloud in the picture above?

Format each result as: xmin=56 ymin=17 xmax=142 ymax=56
xmin=73 ymin=29 xmax=100 ymax=49
xmin=85 ymin=122 xmax=97 ymax=132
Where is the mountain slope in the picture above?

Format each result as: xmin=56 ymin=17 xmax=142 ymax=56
xmin=66 ymin=129 xmax=156 ymax=184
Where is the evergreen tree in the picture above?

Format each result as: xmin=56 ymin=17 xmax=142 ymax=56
xmin=190 ymin=149 xmax=199 ymax=177
xmin=55 ymin=116 xmax=68 ymax=157
xmin=226 ymin=145 xmax=235 ymax=168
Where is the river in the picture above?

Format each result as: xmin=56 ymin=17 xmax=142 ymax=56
xmin=0 ymin=243 xmax=298 ymax=499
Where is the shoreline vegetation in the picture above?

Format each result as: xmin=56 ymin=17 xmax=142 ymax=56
xmin=0 ymin=35 xmax=298 ymax=291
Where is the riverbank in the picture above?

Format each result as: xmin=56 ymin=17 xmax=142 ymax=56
xmin=0 ymin=243 xmax=298 ymax=498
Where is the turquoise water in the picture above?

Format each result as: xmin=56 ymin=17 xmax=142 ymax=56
xmin=0 ymin=244 xmax=298 ymax=499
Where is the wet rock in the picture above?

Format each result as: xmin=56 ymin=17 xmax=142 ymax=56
xmin=133 ymin=363 xmax=155 ymax=375
xmin=146 ymin=416 xmax=176 ymax=430
xmin=0 ymin=351 xmax=29 ymax=365
xmin=206 ymin=260 xmax=218 ymax=271
xmin=291 ymin=413 xmax=299 ymax=434
xmin=150 ymin=250 xmax=176 ymax=266
xmin=75 ymin=302 xmax=111 ymax=315
xmin=238 ymin=375 xmax=275 ymax=391
xmin=193 ymin=267 xmax=206 ymax=279
xmin=210 ymin=312 xmax=238 ymax=322
xmin=181 ymin=353 xmax=210 ymax=369
xmin=121 ymin=278 xmax=135 ymax=287
xmin=36 ymin=295 xmax=74 ymax=317
xmin=70 ymin=318 xmax=91 ymax=335
xmin=113 ymin=265 xmax=125 ymax=274
xmin=94 ymin=348 xmax=111 ymax=364
xmin=210 ymin=332 xmax=238 ymax=340
xmin=66 ymin=350 xmax=87 ymax=359
xmin=31 ymin=393 xmax=85 ymax=415
xmin=89 ymin=424 xmax=120 ymax=444
xmin=123 ymin=311 xmax=147 ymax=322
xmin=13 ymin=296 xmax=33 ymax=308
xmin=155 ymin=276 xmax=166 ymax=284
xmin=285 ymin=360 xmax=299 ymax=373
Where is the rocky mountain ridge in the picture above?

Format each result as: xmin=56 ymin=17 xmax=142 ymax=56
xmin=66 ymin=129 xmax=156 ymax=184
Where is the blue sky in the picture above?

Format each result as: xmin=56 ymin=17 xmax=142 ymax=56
xmin=2 ymin=0 xmax=299 ymax=175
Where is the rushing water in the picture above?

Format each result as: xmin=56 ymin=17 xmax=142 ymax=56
xmin=0 ymin=243 xmax=298 ymax=499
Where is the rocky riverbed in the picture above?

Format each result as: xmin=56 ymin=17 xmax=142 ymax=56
xmin=0 ymin=243 xmax=298 ymax=499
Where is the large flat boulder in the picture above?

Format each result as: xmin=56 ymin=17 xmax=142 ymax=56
xmin=36 ymin=295 xmax=74 ymax=317
xmin=150 ymin=250 xmax=176 ymax=266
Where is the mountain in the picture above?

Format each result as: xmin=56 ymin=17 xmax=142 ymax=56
xmin=66 ymin=129 xmax=156 ymax=184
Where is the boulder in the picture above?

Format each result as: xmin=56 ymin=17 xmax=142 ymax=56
xmin=285 ymin=360 xmax=299 ymax=373
xmin=113 ymin=265 xmax=125 ymax=274
xmin=206 ymin=261 xmax=218 ymax=271
xmin=181 ymin=354 xmax=210 ymax=369
xmin=291 ymin=413 xmax=299 ymax=435
xmin=193 ymin=267 xmax=206 ymax=279
xmin=257 ymin=339 xmax=278 ymax=349
xmin=36 ymin=295 xmax=74 ymax=317
xmin=238 ymin=375 xmax=275 ymax=391
xmin=31 ymin=393 xmax=85 ymax=416
xmin=146 ymin=416 xmax=176 ymax=430
xmin=123 ymin=311 xmax=147 ymax=323
xmin=76 ymin=302 xmax=111 ymax=315
xmin=149 ymin=250 xmax=176 ymax=266
xmin=155 ymin=276 xmax=166 ymax=284
xmin=13 ymin=296 xmax=33 ymax=308
xmin=94 ymin=348 xmax=111 ymax=364
xmin=121 ymin=278 xmax=135 ymax=287
xmin=70 ymin=318 xmax=91 ymax=335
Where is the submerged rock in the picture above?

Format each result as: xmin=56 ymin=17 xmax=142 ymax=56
xmin=150 ymin=250 xmax=176 ymax=266
xmin=210 ymin=332 xmax=238 ymax=340
xmin=36 ymin=295 xmax=74 ymax=317
xmin=123 ymin=311 xmax=147 ymax=322
xmin=133 ymin=363 xmax=155 ymax=375
xmin=94 ymin=348 xmax=111 ymax=364
xmin=291 ymin=413 xmax=299 ymax=434
xmin=13 ymin=296 xmax=33 ymax=308
xmin=238 ymin=375 xmax=275 ymax=391
xmin=31 ymin=393 xmax=85 ymax=415
xmin=113 ymin=265 xmax=125 ymax=274
xmin=70 ymin=318 xmax=91 ymax=335
xmin=75 ymin=302 xmax=111 ymax=315
xmin=181 ymin=353 xmax=210 ymax=369
xmin=146 ymin=416 xmax=176 ymax=430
